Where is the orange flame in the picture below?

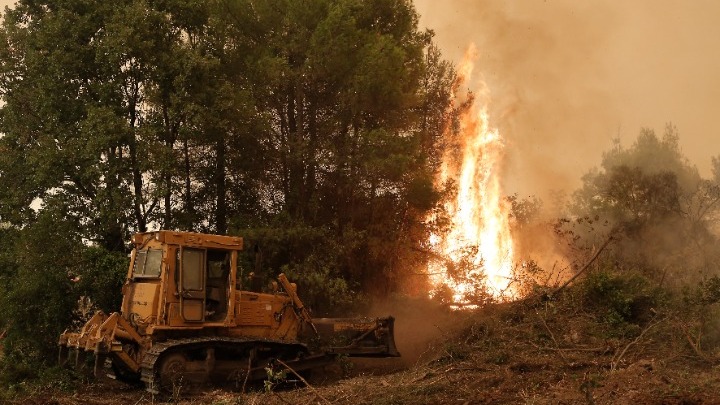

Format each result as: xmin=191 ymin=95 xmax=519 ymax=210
xmin=429 ymin=44 xmax=515 ymax=305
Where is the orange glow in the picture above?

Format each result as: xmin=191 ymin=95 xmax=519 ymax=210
xmin=429 ymin=44 xmax=515 ymax=305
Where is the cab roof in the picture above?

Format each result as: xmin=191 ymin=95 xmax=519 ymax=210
xmin=132 ymin=230 xmax=244 ymax=251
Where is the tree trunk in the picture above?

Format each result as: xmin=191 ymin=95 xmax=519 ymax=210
xmin=215 ymin=135 xmax=227 ymax=234
xmin=128 ymin=107 xmax=147 ymax=232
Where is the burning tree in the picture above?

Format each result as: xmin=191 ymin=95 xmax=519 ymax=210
xmin=428 ymin=45 xmax=516 ymax=306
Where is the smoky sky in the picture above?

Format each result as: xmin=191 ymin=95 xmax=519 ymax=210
xmin=414 ymin=0 xmax=720 ymax=200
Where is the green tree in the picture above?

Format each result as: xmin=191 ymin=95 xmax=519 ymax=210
xmin=0 ymin=203 xmax=125 ymax=368
xmin=0 ymin=0 xmax=150 ymax=249
xmin=572 ymin=126 xmax=701 ymax=230
xmin=0 ymin=0 xmax=214 ymax=381
xmin=0 ymin=0 xmax=235 ymax=244
xmin=569 ymin=125 xmax=719 ymax=282
xmin=224 ymin=0 xmax=452 ymax=298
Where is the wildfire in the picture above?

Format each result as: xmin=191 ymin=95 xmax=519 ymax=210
xmin=429 ymin=44 xmax=515 ymax=305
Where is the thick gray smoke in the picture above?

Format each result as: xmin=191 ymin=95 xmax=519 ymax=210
xmin=414 ymin=0 xmax=720 ymax=200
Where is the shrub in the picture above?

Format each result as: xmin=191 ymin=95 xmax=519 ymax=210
xmin=581 ymin=269 xmax=663 ymax=327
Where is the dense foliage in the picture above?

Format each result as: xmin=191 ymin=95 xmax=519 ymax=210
xmin=0 ymin=0 xmax=454 ymax=383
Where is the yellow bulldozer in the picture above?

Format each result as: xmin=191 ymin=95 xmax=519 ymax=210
xmin=58 ymin=230 xmax=399 ymax=393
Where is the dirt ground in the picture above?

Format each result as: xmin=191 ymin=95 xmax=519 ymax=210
xmin=10 ymin=298 xmax=720 ymax=405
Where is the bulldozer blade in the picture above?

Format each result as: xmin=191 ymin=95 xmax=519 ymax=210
xmin=314 ymin=316 xmax=401 ymax=358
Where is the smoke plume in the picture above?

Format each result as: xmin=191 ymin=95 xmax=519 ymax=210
xmin=414 ymin=0 xmax=720 ymax=200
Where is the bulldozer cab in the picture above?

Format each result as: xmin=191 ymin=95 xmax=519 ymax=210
xmin=123 ymin=231 xmax=243 ymax=329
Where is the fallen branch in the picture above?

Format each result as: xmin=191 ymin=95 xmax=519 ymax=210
xmin=275 ymin=358 xmax=332 ymax=405
xmin=407 ymin=370 xmax=430 ymax=384
xmin=537 ymin=313 xmax=568 ymax=363
xmin=529 ymin=342 xmax=609 ymax=353
xmin=682 ymin=327 xmax=712 ymax=363
xmin=550 ymin=234 xmax=615 ymax=299
xmin=611 ymin=317 xmax=662 ymax=371
xmin=241 ymin=353 xmax=252 ymax=394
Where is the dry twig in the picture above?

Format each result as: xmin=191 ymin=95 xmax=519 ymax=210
xmin=550 ymin=234 xmax=615 ymax=299
xmin=272 ymin=391 xmax=294 ymax=405
xmin=537 ymin=312 xmax=568 ymax=363
xmin=241 ymin=352 xmax=252 ymax=394
xmin=275 ymin=359 xmax=333 ymax=405
xmin=682 ymin=326 xmax=712 ymax=363
xmin=529 ymin=341 xmax=609 ymax=354
xmin=611 ymin=318 xmax=662 ymax=371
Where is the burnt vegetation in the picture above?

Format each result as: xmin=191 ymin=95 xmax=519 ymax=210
xmin=0 ymin=0 xmax=719 ymax=404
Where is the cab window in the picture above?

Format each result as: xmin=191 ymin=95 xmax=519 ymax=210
xmin=133 ymin=249 xmax=163 ymax=278
xmin=181 ymin=248 xmax=204 ymax=291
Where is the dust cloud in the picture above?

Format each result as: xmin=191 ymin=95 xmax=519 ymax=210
xmin=414 ymin=0 xmax=720 ymax=201
xmin=366 ymin=297 xmax=467 ymax=367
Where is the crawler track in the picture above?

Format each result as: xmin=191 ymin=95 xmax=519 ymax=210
xmin=138 ymin=337 xmax=321 ymax=393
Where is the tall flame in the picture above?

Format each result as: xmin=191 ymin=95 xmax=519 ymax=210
xmin=429 ymin=44 xmax=515 ymax=304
